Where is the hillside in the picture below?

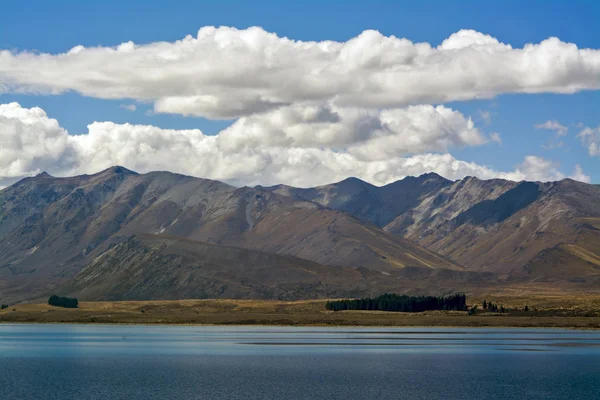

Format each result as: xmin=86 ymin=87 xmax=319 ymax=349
xmin=0 ymin=167 xmax=458 ymax=303
xmin=271 ymin=174 xmax=600 ymax=283
xmin=269 ymin=173 xmax=452 ymax=228
xmin=58 ymin=234 xmax=500 ymax=301
xmin=3 ymin=166 xmax=600 ymax=303
xmin=58 ymin=234 xmax=371 ymax=301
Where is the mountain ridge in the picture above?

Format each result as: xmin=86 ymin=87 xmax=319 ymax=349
xmin=2 ymin=166 xmax=600 ymax=303
xmin=270 ymin=172 xmax=600 ymax=283
xmin=0 ymin=167 xmax=459 ymax=303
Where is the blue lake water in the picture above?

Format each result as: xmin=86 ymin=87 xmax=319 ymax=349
xmin=1 ymin=324 xmax=600 ymax=399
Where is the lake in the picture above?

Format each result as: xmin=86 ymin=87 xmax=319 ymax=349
xmin=1 ymin=324 xmax=599 ymax=399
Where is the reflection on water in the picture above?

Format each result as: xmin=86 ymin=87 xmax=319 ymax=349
xmin=1 ymin=325 xmax=600 ymax=399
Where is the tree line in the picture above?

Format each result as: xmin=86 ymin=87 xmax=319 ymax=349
xmin=326 ymin=293 xmax=467 ymax=312
xmin=482 ymin=299 xmax=505 ymax=313
xmin=48 ymin=295 xmax=78 ymax=308
xmin=481 ymin=299 xmax=529 ymax=313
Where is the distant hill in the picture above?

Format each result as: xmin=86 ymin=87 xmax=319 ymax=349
xmin=271 ymin=174 xmax=600 ymax=285
xmin=0 ymin=167 xmax=457 ymax=303
xmin=3 ymin=166 xmax=600 ymax=303
xmin=269 ymin=173 xmax=451 ymax=228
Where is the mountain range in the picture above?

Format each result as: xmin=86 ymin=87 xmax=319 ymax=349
xmin=272 ymin=174 xmax=600 ymax=280
xmin=1 ymin=166 xmax=599 ymax=303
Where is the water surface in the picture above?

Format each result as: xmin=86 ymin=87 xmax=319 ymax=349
xmin=1 ymin=324 xmax=599 ymax=399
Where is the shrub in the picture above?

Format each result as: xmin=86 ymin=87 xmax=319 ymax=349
xmin=48 ymin=295 xmax=78 ymax=308
xmin=0 ymin=304 xmax=8 ymax=310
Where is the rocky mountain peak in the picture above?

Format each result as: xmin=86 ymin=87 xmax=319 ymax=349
xmin=96 ymin=166 xmax=138 ymax=176
xmin=415 ymin=172 xmax=447 ymax=182
xmin=333 ymin=176 xmax=373 ymax=190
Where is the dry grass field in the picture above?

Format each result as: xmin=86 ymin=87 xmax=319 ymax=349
xmin=2 ymin=295 xmax=600 ymax=329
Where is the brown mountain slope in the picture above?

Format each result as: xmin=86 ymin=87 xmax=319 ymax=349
xmin=178 ymin=187 xmax=462 ymax=272
xmin=516 ymin=217 xmax=600 ymax=286
xmin=0 ymin=167 xmax=458 ymax=303
xmin=385 ymin=176 xmax=519 ymax=238
xmin=270 ymin=173 xmax=452 ymax=228
xmin=405 ymin=179 xmax=600 ymax=276
xmin=0 ymin=167 xmax=236 ymax=302
xmin=59 ymin=234 xmax=371 ymax=301
xmin=58 ymin=234 xmax=492 ymax=301
xmin=267 ymin=174 xmax=600 ymax=284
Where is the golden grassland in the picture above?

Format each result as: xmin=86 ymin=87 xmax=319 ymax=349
xmin=2 ymin=294 xmax=600 ymax=329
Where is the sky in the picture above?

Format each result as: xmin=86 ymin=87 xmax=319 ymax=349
xmin=1 ymin=0 xmax=599 ymax=188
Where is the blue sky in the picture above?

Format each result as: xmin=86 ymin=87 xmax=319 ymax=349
xmin=0 ymin=0 xmax=599 ymax=186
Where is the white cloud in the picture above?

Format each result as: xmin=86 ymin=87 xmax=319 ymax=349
xmin=577 ymin=125 xmax=600 ymax=156
xmin=569 ymin=164 xmax=591 ymax=183
xmin=217 ymin=103 xmax=486 ymax=160
xmin=120 ymin=104 xmax=137 ymax=112
xmin=503 ymin=157 xmax=590 ymax=183
xmin=478 ymin=110 xmax=492 ymax=125
xmin=489 ymin=132 xmax=502 ymax=144
xmin=0 ymin=103 xmax=77 ymax=179
xmin=0 ymin=103 xmax=590 ymax=188
xmin=1 ymin=27 xmax=600 ymax=119
xmin=535 ymin=120 xmax=568 ymax=136
xmin=506 ymin=156 xmax=565 ymax=182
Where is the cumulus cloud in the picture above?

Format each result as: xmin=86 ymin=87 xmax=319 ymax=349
xmin=0 ymin=102 xmax=589 ymax=189
xmin=0 ymin=103 xmax=77 ymax=179
xmin=577 ymin=125 xmax=600 ymax=156
xmin=1 ymin=27 xmax=600 ymax=118
xmin=569 ymin=164 xmax=591 ymax=183
xmin=217 ymin=103 xmax=486 ymax=160
xmin=506 ymin=156 xmax=565 ymax=182
xmin=535 ymin=120 xmax=569 ymax=136
xmin=503 ymin=157 xmax=590 ymax=183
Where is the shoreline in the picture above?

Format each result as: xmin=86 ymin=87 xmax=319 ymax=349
xmin=1 ymin=321 xmax=599 ymax=331
xmin=2 ymin=297 xmax=600 ymax=330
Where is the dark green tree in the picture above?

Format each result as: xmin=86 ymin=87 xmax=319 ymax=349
xmin=48 ymin=295 xmax=78 ymax=308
